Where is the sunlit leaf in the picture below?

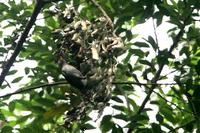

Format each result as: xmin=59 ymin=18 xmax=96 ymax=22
xmin=43 ymin=104 xmax=70 ymax=121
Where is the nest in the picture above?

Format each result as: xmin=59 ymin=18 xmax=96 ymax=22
xmin=52 ymin=5 xmax=124 ymax=128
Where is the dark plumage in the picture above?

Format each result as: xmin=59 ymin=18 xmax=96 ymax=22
xmin=58 ymin=58 xmax=87 ymax=90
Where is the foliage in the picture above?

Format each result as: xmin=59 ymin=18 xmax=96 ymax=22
xmin=0 ymin=0 xmax=200 ymax=132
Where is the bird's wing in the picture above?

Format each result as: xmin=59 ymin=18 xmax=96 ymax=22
xmin=62 ymin=65 xmax=85 ymax=79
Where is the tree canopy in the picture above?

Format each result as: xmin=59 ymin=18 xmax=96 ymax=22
xmin=0 ymin=0 xmax=200 ymax=132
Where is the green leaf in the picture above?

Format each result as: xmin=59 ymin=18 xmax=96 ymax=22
xmin=3 ymin=37 xmax=12 ymax=45
xmin=112 ymin=125 xmax=123 ymax=133
xmin=146 ymin=36 xmax=158 ymax=51
xmin=8 ymin=101 xmax=16 ymax=112
xmin=100 ymin=115 xmax=113 ymax=132
xmin=134 ymin=42 xmax=149 ymax=48
xmin=35 ymin=98 xmax=55 ymax=107
xmin=31 ymin=106 xmax=46 ymax=114
xmin=0 ymin=3 xmax=9 ymax=12
xmin=82 ymin=123 xmax=96 ymax=130
xmin=43 ymin=104 xmax=69 ymax=121
xmin=0 ymin=47 xmax=7 ymax=53
xmin=7 ymin=70 xmax=17 ymax=75
xmin=24 ymin=67 xmax=30 ymax=75
xmin=125 ymin=30 xmax=133 ymax=40
xmin=129 ymin=48 xmax=145 ymax=58
xmin=130 ymin=114 xmax=149 ymax=122
xmin=142 ymin=108 xmax=153 ymax=112
xmin=113 ymin=114 xmax=128 ymax=121
xmin=128 ymin=98 xmax=138 ymax=111
xmin=11 ymin=76 xmax=23 ymax=83
xmin=156 ymin=114 xmax=164 ymax=123
xmin=160 ymin=108 xmax=175 ymax=123
xmin=151 ymin=123 xmax=162 ymax=133
xmin=157 ymin=49 xmax=171 ymax=65
xmin=180 ymin=46 xmax=189 ymax=56
xmin=139 ymin=60 xmax=153 ymax=68
xmin=162 ymin=123 xmax=174 ymax=130
xmin=184 ymin=120 xmax=195 ymax=132
xmin=153 ymin=11 xmax=163 ymax=26
xmin=195 ymin=60 xmax=200 ymax=75
xmin=112 ymin=105 xmax=127 ymax=112
xmin=19 ymin=124 xmax=48 ymax=133
xmin=16 ymin=115 xmax=31 ymax=124
xmin=45 ymin=17 xmax=59 ymax=29
xmin=0 ymin=113 xmax=5 ymax=121
xmin=137 ymin=128 xmax=152 ymax=133
xmin=17 ymin=99 xmax=32 ymax=109
xmin=111 ymin=96 xmax=124 ymax=103
xmin=123 ymin=52 xmax=132 ymax=64
xmin=1 ymin=126 xmax=13 ymax=133
xmin=127 ymin=63 xmax=133 ymax=72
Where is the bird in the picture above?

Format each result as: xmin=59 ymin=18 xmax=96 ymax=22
xmin=57 ymin=56 xmax=87 ymax=90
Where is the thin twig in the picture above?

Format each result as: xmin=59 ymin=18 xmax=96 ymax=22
xmin=4 ymin=80 xmax=12 ymax=89
xmin=141 ymin=82 xmax=193 ymax=114
xmin=112 ymin=81 xmax=178 ymax=86
xmin=114 ymin=80 xmax=200 ymax=87
xmin=152 ymin=18 xmax=159 ymax=50
xmin=118 ymin=87 xmax=131 ymax=113
xmin=0 ymin=81 xmax=68 ymax=99
xmin=152 ymin=90 xmax=193 ymax=114
xmin=89 ymin=0 xmax=113 ymax=28
xmin=0 ymin=81 xmax=188 ymax=99
xmin=139 ymin=82 xmax=193 ymax=114
xmin=159 ymin=69 xmax=178 ymax=80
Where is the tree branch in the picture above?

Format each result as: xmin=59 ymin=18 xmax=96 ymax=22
xmin=136 ymin=81 xmax=193 ymax=114
xmin=158 ymin=69 xmax=178 ymax=80
xmin=89 ymin=0 xmax=113 ymax=28
xmin=152 ymin=18 xmax=159 ymax=50
xmin=0 ymin=0 xmax=65 ymax=87
xmin=127 ymin=22 xmax=186 ymax=133
xmin=0 ymin=1 xmax=46 ymax=87
xmin=4 ymin=80 xmax=12 ymax=89
xmin=0 ymin=81 xmax=68 ymax=99
xmin=1 ymin=80 xmax=198 ymax=99
xmin=152 ymin=90 xmax=193 ymax=114
xmin=112 ymin=81 xmax=178 ymax=86
xmin=137 ymin=26 xmax=185 ymax=114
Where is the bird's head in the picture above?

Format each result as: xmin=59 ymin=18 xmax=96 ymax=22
xmin=57 ymin=56 xmax=66 ymax=68
xmin=53 ymin=50 xmax=66 ymax=68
